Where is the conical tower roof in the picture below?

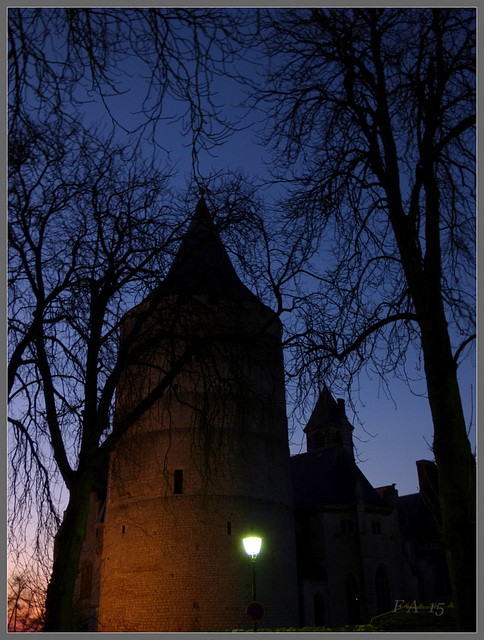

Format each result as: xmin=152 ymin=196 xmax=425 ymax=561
xmin=304 ymin=386 xmax=354 ymax=457
xmin=155 ymin=199 xmax=261 ymax=303
xmin=305 ymin=386 xmax=342 ymax=430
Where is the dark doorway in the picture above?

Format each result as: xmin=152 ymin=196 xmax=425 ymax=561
xmin=314 ymin=591 xmax=325 ymax=626
xmin=346 ymin=573 xmax=362 ymax=624
xmin=375 ymin=565 xmax=392 ymax=614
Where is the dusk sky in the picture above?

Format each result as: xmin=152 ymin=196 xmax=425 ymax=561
xmin=92 ymin=71 xmax=475 ymax=501
xmin=65 ymin=19 xmax=477 ymax=499
xmin=9 ymin=7 xmax=476 ymax=505
xmin=165 ymin=129 xmax=476 ymax=498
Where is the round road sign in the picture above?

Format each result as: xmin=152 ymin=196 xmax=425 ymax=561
xmin=246 ymin=601 xmax=265 ymax=622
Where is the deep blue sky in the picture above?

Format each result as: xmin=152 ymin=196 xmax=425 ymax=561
xmin=80 ymin=36 xmax=477 ymax=499
xmin=22 ymin=9 xmax=476 ymax=499
xmin=168 ymin=122 xmax=476 ymax=498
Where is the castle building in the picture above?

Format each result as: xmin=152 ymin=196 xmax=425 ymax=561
xmin=76 ymin=200 xmax=299 ymax=632
xmin=74 ymin=201 xmax=448 ymax=631
xmin=291 ymin=388 xmax=418 ymax=627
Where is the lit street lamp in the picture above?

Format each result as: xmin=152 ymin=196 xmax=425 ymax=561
xmin=243 ymin=537 xmax=263 ymax=631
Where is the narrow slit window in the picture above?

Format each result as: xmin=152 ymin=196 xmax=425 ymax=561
xmin=227 ymin=522 xmax=232 ymax=535
xmin=174 ymin=469 xmax=183 ymax=494
xmin=372 ymin=520 xmax=382 ymax=534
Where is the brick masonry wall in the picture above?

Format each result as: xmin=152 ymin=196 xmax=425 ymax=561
xmin=96 ymin=294 xmax=299 ymax=632
xmin=98 ymin=495 xmax=298 ymax=631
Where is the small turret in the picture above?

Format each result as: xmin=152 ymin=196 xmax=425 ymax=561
xmin=304 ymin=386 xmax=354 ymax=459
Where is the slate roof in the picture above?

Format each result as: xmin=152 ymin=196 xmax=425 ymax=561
xmin=305 ymin=385 xmax=353 ymax=434
xmin=305 ymin=386 xmax=341 ymax=430
xmin=291 ymin=446 xmax=386 ymax=509
xmin=154 ymin=199 xmax=261 ymax=303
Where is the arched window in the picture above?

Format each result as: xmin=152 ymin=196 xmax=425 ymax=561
xmin=314 ymin=591 xmax=325 ymax=626
xmin=345 ymin=573 xmax=361 ymax=624
xmin=375 ymin=565 xmax=392 ymax=614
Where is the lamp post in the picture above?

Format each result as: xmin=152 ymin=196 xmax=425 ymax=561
xmin=243 ymin=537 xmax=262 ymax=632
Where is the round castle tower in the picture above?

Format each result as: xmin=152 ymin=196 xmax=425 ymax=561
xmin=97 ymin=201 xmax=299 ymax=632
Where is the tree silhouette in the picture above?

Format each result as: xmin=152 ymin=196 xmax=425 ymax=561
xmin=7 ymin=557 xmax=50 ymax=632
xmin=8 ymin=112 xmax=273 ymax=630
xmin=8 ymin=9 xmax=262 ymax=630
xmin=8 ymin=8 xmax=250 ymax=175
xmin=252 ymin=7 xmax=476 ymax=630
xmin=8 ymin=113 xmax=189 ymax=629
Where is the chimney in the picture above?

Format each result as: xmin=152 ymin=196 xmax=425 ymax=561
xmin=375 ymin=484 xmax=398 ymax=508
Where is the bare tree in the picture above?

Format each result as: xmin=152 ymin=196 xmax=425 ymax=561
xmin=251 ymin=8 xmax=476 ymax=630
xmin=7 ymin=112 xmax=191 ymax=629
xmin=8 ymin=574 xmax=44 ymax=631
xmin=7 ymin=9 xmax=265 ymax=630
xmin=8 ymin=106 xmax=279 ymax=630
xmin=7 ymin=555 xmax=50 ymax=632
xmin=8 ymin=8 xmax=251 ymax=175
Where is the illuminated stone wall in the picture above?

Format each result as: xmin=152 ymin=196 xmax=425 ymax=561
xmin=96 ymin=291 xmax=299 ymax=632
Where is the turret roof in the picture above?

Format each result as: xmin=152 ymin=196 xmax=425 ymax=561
xmin=304 ymin=386 xmax=353 ymax=433
xmin=155 ymin=199 xmax=261 ymax=303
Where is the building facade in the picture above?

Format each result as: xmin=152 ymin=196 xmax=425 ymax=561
xmin=73 ymin=201 xmax=448 ymax=631
xmin=291 ymin=388 xmax=418 ymax=628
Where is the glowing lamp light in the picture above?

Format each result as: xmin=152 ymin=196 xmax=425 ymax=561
xmin=243 ymin=536 xmax=263 ymax=631
xmin=243 ymin=536 xmax=262 ymax=559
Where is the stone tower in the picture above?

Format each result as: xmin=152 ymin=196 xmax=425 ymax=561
xmin=95 ymin=200 xmax=299 ymax=632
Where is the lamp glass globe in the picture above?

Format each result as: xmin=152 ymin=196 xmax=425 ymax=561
xmin=243 ymin=537 xmax=262 ymax=557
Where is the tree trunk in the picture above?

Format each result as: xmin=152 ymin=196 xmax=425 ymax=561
xmin=384 ymin=152 xmax=475 ymax=629
xmin=43 ymin=470 xmax=95 ymax=631
xmin=419 ymin=309 xmax=476 ymax=631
